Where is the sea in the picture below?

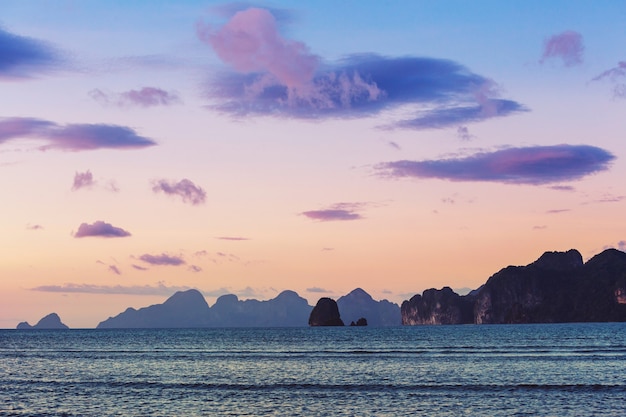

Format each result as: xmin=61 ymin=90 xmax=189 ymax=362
xmin=1 ymin=323 xmax=625 ymax=416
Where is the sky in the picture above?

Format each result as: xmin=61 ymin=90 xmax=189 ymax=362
xmin=1 ymin=0 xmax=626 ymax=328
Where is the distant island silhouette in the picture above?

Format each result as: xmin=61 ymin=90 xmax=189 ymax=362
xmin=16 ymin=248 xmax=626 ymax=329
xmin=17 ymin=313 xmax=69 ymax=330
xmin=97 ymin=288 xmax=400 ymax=329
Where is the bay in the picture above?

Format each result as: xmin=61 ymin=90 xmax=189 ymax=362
xmin=1 ymin=323 xmax=625 ymax=416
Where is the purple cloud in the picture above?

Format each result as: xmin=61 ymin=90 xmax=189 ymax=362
xmin=139 ymin=253 xmax=185 ymax=266
xmin=306 ymin=287 xmax=332 ymax=293
xmin=89 ymin=87 xmax=180 ymax=107
xmin=108 ymin=265 xmax=121 ymax=275
xmin=589 ymin=194 xmax=625 ymax=204
xmin=549 ymin=185 xmax=575 ymax=192
xmin=457 ymin=126 xmax=474 ymax=141
xmin=591 ymin=61 xmax=626 ymax=99
xmin=26 ymin=224 xmax=44 ymax=230
xmin=152 ymin=178 xmax=206 ymax=205
xmin=376 ymin=145 xmax=615 ymax=185
xmin=0 ymin=117 xmax=156 ymax=151
xmin=546 ymin=209 xmax=570 ymax=214
xmin=301 ymin=202 xmax=365 ymax=221
xmin=43 ymin=123 xmax=156 ymax=151
xmin=0 ymin=117 xmax=54 ymax=142
xmin=131 ymin=264 xmax=148 ymax=271
xmin=72 ymin=170 xmax=95 ymax=191
xmin=540 ymin=31 xmax=584 ymax=67
xmin=0 ymin=27 xmax=61 ymax=79
xmin=74 ymin=221 xmax=131 ymax=238
xmin=619 ymin=241 xmax=626 ymax=251
xmin=30 ymin=282 xmax=193 ymax=296
xmin=200 ymin=8 xmax=525 ymax=129
xmin=189 ymin=265 xmax=203 ymax=273
xmin=387 ymin=98 xmax=522 ymax=130
xmin=215 ymin=236 xmax=250 ymax=241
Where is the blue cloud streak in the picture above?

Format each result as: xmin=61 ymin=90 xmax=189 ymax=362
xmin=208 ymin=54 xmax=527 ymax=129
xmin=376 ymin=145 xmax=615 ymax=185
xmin=0 ymin=27 xmax=61 ymax=79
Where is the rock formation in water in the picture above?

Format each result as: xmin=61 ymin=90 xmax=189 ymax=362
xmin=350 ymin=318 xmax=368 ymax=326
xmin=308 ymin=297 xmax=344 ymax=326
xmin=402 ymin=248 xmax=626 ymax=325
xmin=17 ymin=313 xmax=69 ymax=329
xmin=401 ymin=287 xmax=474 ymax=325
xmin=337 ymin=288 xmax=401 ymax=326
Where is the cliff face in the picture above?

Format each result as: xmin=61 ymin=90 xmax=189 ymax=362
xmin=401 ymin=287 xmax=473 ymax=325
xmin=474 ymin=249 xmax=584 ymax=324
xmin=402 ymin=249 xmax=626 ymax=325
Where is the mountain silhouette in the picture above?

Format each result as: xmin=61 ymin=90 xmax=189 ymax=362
xmin=98 ymin=289 xmax=210 ymax=328
xmin=98 ymin=289 xmax=312 ymax=328
xmin=337 ymin=288 xmax=401 ymax=326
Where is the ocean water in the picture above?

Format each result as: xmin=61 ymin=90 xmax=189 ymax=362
xmin=1 ymin=324 xmax=625 ymax=416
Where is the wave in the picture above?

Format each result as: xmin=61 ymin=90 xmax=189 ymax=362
xmin=5 ymin=378 xmax=626 ymax=394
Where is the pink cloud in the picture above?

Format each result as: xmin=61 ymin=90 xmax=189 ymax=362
xmin=540 ymin=31 xmax=584 ymax=67
xmin=72 ymin=170 xmax=95 ymax=191
xmin=199 ymin=7 xmax=318 ymax=90
xmin=74 ymin=221 xmax=131 ymax=238
xmin=89 ymin=87 xmax=180 ymax=107
xmin=152 ymin=178 xmax=206 ymax=205
xmin=139 ymin=253 xmax=185 ymax=266
xmin=199 ymin=8 xmax=382 ymax=110
xmin=215 ymin=236 xmax=250 ymax=241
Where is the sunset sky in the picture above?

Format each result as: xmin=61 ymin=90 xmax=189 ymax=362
xmin=2 ymin=0 xmax=625 ymax=328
